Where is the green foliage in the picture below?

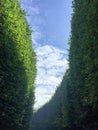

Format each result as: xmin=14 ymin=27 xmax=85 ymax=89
xmin=32 ymin=0 xmax=98 ymax=129
xmin=0 ymin=0 xmax=36 ymax=129
xmin=69 ymin=0 xmax=98 ymax=128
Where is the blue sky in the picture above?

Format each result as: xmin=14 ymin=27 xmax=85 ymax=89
xmin=20 ymin=0 xmax=72 ymax=109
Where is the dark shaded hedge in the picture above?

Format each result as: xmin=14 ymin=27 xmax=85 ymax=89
xmin=0 ymin=0 xmax=36 ymax=129
xmin=32 ymin=0 xmax=98 ymax=129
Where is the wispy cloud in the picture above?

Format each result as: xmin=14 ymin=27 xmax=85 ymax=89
xmin=32 ymin=31 xmax=42 ymax=47
xmin=20 ymin=0 xmax=43 ymax=47
xmin=20 ymin=1 xmax=69 ymax=110
xmin=34 ymin=45 xmax=68 ymax=109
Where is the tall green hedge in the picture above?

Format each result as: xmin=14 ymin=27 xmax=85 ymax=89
xmin=69 ymin=0 xmax=98 ymax=128
xmin=32 ymin=0 xmax=98 ymax=129
xmin=0 ymin=0 xmax=36 ymax=129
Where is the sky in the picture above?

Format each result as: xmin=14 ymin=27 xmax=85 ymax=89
xmin=20 ymin=0 xmax=73 ymax=110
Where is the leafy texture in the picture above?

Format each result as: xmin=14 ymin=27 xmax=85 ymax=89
xmin=0 ymin=0 xmax=36 ymax=129
xmin=32 ymin=0 xmax=98 ymax=129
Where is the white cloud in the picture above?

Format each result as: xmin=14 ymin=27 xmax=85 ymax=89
xmin=34 ymin=45 xmax=68 ymax=109
xmin=20 ymin=1 xmax=68 ymax=110
xmin=32 ymin=31 xmax=42 ymax=46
